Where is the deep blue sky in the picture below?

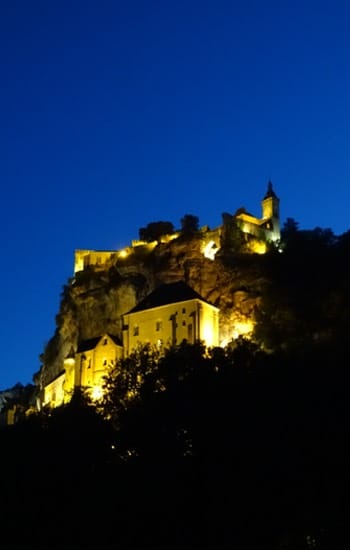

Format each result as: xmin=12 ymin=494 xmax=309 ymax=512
xmin=2 ymin=0 xmax=350 ymax=389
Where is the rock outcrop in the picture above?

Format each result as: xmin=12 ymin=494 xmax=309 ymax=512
xmin=38 ymin=230 xmax=270 ymax=387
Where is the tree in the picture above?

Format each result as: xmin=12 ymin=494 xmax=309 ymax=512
xmin=220 ymin=212 xmax=246 ymax=253
xmin=101 ymin=344 xmax=161 ymax=428
xmin=180 ymin=214 xmax=199 ymax=235
xmin=139 ymin=221 xmax=174 ymax=242
xmin=281 ymin=217 xmax=299 ymax=246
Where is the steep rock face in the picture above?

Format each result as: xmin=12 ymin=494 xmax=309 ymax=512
xmin=39 ymin=233 xmax=269 ymax=385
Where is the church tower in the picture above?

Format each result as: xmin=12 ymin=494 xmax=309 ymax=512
xmin=261 ymin=181 xmax=280 ymax=241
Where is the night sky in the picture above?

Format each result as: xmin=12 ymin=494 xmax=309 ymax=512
xmin=2 ymin=0 xmax=350 ymax=389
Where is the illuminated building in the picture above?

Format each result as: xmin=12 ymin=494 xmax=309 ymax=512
xmin=235 ymin=180 xmax=280 ymax=243
xmin=73 ymin=182 xmax=280 ymax=274
xmin=43 ymin=334 xmax=123 ymax=407
xmin=122 ymin=281 xmax=219 ymax=355
xmin=42 ymin=283 xmax=219 ymax=408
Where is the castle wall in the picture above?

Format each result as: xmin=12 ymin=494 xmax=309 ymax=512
xmin=74 ymin=250 xmax=115 ymax=274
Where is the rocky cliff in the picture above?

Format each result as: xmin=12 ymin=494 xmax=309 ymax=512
xmin=38 ymin=230 xmax=270 ymax=386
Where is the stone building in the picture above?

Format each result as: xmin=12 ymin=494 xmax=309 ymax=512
xmin=42 ymin=282 xmax=218 ymax=408
xmin=122 ymin=281 xmax=219 ymax=355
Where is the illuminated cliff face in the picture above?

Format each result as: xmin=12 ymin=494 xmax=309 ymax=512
xmin=41 ymin=184 xmax=278 ymax=408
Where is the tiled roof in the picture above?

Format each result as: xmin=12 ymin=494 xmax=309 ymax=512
xmin=126 ymin=281 xmax=216 ymax=314
xmin=107 ymin=333 xmax=123 ymax=347
xmin=77 ymin=334 xmax=122 ymax=353
xmin=77 ymin=337 xmax=101 ymax=353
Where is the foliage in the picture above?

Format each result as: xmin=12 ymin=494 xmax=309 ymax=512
xmin=138 ymin=220 xmax=174 ymax=242
xmin=220 ymin=212 xmax=246 ymax=253
xmin=281 ymin=216 xmax=299 ymax=243
xmin=180 ymin=213 xmax=199 ymax=234
xmin=254 ymin=224 xmax=346 ymax=352
xmin=101 ymin=343 xmax=161 ymax=427
xmin=4 ymin=337 xmax=350 ymax=547
xmin=98 ymin=339 xmax=350 ymax=547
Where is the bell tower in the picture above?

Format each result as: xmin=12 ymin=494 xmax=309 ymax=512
xmin=261 ymin=181 xmax=280 ymax=241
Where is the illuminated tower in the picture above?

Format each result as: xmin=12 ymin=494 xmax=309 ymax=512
xmin=261 ymin=181 xmax=280 ymax=241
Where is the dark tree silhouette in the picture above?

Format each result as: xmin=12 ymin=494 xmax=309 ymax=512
xmin=139 ymin=221 xmax=174 ymax=242
xmin=180 ymin=214 xmax=199 ymax=234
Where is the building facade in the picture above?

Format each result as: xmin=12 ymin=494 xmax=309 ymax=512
xmin=43 ymin=334 xmax=123 ymax=407
xmin=122 ymin=281 xmax=219 ymax=355
xmin=42 ymin=282 xmax=219 ymax=408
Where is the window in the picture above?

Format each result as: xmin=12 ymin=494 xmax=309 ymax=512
xmin=103 ymin=359 xmax=107 ymax=366
xmin=156 ymin=321 xmax=162 ymax=332
xmin=182 ymin=307 xmax=186 ymax=313
xmin=103 ymin=338 xmax=107 ymax=345
xmin=133 ymin=326 xmax=139 ymax=336
xmin=182 ymin=321 xmax=186 ymax=326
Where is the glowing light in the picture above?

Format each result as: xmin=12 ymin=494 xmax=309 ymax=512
xmin=119 ymin=249 xmax=128 ymax=258
xmin=249 ymin=240 xmax=266 ymax=254
xmin=232 ymin=320 xmax=254 ymax=339
xmin=160 ymin=233 xmax=179 ymax=243
xmin=202 ymin=240 xmax=219 ymax=260
xmin=90 ymin=385 xmax=103 ymax=401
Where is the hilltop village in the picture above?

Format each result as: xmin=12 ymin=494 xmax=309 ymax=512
xmin=34 ymin=182 xmax=280 ymax=410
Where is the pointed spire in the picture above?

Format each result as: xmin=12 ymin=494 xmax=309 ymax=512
xmin=263 ymin=180 xmax=277 ymax=200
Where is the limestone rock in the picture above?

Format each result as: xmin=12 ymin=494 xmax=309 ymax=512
xmin=38 ymin=232 xmax=269 ymax=386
